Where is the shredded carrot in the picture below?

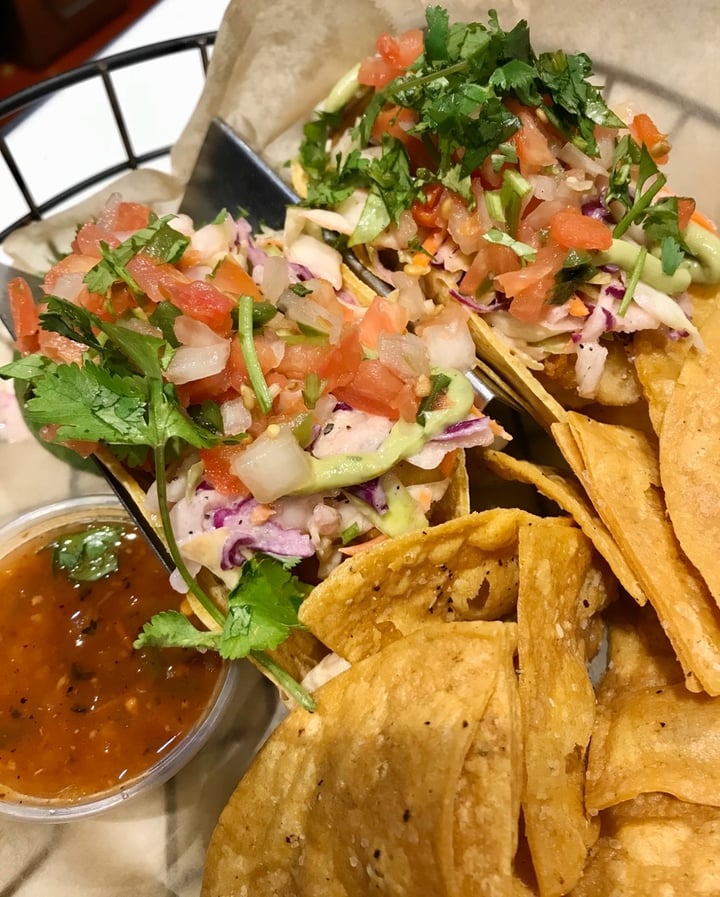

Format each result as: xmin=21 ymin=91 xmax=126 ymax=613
xmin=411 ymin=230 xmax=445 ymax=268
xmin=438 ymin=447 xmax=460 ymax=478
xmin=567 ymin=296 xmax=590 ymax=317
xmin=339 ymin=534 xmax=389 ymax=556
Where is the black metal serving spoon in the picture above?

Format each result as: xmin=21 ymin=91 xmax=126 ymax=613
xmin=0 ymin=117 xmax=527 ymax=570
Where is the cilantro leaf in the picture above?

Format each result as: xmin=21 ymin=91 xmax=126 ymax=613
xmin=217 ymin=556 xmax=309 ymax=659
xmin=50 ymin=524 xmax=124 ymax=582
xmin=134 ymin=610 xmax=221 ymax=650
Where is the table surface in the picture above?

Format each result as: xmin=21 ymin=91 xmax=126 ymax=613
xmin=0 ymin=3 xmax=279 ymax=895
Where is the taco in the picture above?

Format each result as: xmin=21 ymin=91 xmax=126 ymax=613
xmin=0 ymin=196 xmax=505 ymax=701
xmin=290 ymin=6 xmax=720 ymax=428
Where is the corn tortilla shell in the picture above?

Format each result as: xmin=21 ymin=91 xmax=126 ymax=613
xmin=659 ymin=304 xmax=720 ymax=604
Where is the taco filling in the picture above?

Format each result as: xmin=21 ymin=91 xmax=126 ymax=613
xmin=293 ymin=6 xmax=720 ymax=406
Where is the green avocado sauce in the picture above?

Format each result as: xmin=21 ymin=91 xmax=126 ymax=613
xmin=295 ymin=368 xmax=475 ymax=494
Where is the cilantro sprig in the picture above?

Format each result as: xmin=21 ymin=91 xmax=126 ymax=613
xmin=0 ymin=296 xmax=315 ymax=711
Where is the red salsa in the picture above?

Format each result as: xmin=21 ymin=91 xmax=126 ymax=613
xmin=0 ymin=517 xmax=224 ymax=803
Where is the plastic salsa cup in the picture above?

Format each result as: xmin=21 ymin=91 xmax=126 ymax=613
xmin=0 ymin=494 xmax=238 ymax=822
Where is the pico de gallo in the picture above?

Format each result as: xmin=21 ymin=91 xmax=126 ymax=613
xmin=295 ymin=5 xmax=720 ymax=402
xmin=1 ymin=196 xmax=506 ymax=707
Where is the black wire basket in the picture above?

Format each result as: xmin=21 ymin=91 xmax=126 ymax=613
xmin=0 ymin=32 xmax=216 ymax=244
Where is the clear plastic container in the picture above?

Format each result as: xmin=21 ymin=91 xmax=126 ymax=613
xmin=0 ymin=494 xmax=239 ymax=823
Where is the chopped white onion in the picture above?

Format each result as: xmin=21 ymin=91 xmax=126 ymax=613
xmin=260 ymin=254 xmax=291 ymax=303
xmin=174 ymin=315 xmax=223 ymax=347
xmin=391 ymin=271 xmax=427 ymax=319
xmin=221 ymin=397 xmax=252 ymax=436
xmin=558 ymin=142 xmax=608 ymax=177
xmin=165 ymin=342 xmax=231 ymax=384
xmin=421 ymin=316 xmax=477 ymax=371
xmin=285 ymin=234 xmax=343 ymax=288
xmin=51 ymin=273 xmax=85 ymax=301
xmin=377 ymin=331 xmax=430 ymax=380
xmin=231 ymin=427 xmax=313 ymax=503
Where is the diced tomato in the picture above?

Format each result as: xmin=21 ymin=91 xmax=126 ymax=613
xmin=199 ymin=444 xmax=251 ymax=497
xmin=226 ymin=333 xmax=286 ymax=394
xmin=371 ymin=105 xmax=416 ymax=144
xmin=8 ymin=277 xmax=40 ymax=354
xmin=358 ymin=295 xmax=410 ymax=350
xmin=460 ymin=242 xmax=519 ymax=295
xmin=549 ymin=207 xmax=613 ymax=251
xmin=495 ymin=242 xmax=567 ymax=323
xmin=629 ymin=113 xmax=670 ymax=164
xmin=509 ymin=103 xmax=556 ymax=174
xmin=37 ymin=329 xmax=86 ymax=365
xmin=358 ymin=55 xmax=398 ymax=88
xmin=175 ymin=369 xmax=233 ymax=407
xmin=358 ymin=28 xmax=424 ymax=87
xmin=411 ymin=184 xmax=444 ymax=228
xmin=126 ymin=253 xmax=190 ymax=304
xmin=369 ymin=104 xmax=433 ymax=170
xmin=266 ymin=372 xmax=308 ymax=419
xmin=317 ymin=328 xmax=364 ymax=392
xmin=209 ymin=257 xmax=264 ymax=301
xmin=42 ymin=253 xmax=97 ymax=296
xmin=98 ymin=201 xmax=152 ymax=234
xmin=72 ymin=222 xmax=121 ymax=258
xmin=333 ymin=358 xmax=419 ymax=421
xmin=275 ymin=343 xmax=334 ymax=380
xmin=166 ymin=280 xmax=236 ymax=336
xmin=377 ymin=28 xmax=424 ymax=67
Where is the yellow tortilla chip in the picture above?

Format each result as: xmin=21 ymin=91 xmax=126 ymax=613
xmin=553 ymin=413 xmax=720 ymax=695
xmin=570 ymin=793 xmax=720 ymax=896
xmin=587 ymin=599 xmax=720 ymax=813
xmin=298 ymin=509 xmax=571 ymax=663
xmin=453 ymin=623 xmax=522 ymax=896
xmin=586 ymin=680 xmax=720 ymax=812
xmin=481 ymin=448 xmax=645 ymax=605
xmin=202 ymin=621 xmax=519 ymax=897
xmin=517 ymin=521 xmax=605 ymax=896
xmin=659 ymin=304 xmax=720 ymax=605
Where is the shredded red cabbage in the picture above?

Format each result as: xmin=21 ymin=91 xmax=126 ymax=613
xmin=214 ymin=498 xmax=314 ymax=567
xmin=343 ymin=477 xmax=388 ymax=513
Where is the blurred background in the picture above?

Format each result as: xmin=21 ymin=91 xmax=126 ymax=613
xmin=0 ymin=0 xmax=160 ymax=99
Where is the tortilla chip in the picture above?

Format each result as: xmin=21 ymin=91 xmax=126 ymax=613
xmin=202 ymin=621 xmax=520 ymax=897
xmin=553 ymin=413 xmax=720 ymax=695
xmin=659 ymin=304 xmax=720 ymax=605
xmin=517 ymin=521 xmax=604 ymax=896
xmin=587 ymin=600 xmax=720 ymax=812
xmin=298 ymin=509 xmax=572 ymax=663
xmin=481 ymin=449 xmax=644 ymax=605
xmin=587 ymin=679 xmax=720 ymax=812
xmin=570 ymin=793 xmax=720 ymax=896
xmin=453 ymin=624 xmax=522 ymax=896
